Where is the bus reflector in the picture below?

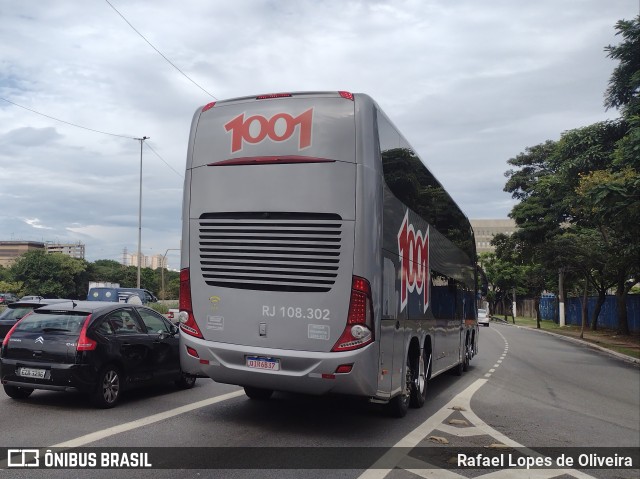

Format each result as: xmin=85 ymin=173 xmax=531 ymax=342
xmin=179 ymin=268 xmax=204 ymax=339
xmin=186 ymin=346 xmax=199 ymax=358
xmin=322 ymin=374 xmax=336 ymax=380
xmin=339 ymin=91 xmax=354 ymax=101
xmin=331 ymin=276 xmax=374 ymax=352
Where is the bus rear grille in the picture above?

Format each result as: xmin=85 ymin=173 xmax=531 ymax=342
xmin=198 ymin=213 xmax=342 ymax=292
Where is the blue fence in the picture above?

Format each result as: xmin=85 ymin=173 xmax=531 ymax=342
xmin=539 ymin=295 xmax=640 ymax=332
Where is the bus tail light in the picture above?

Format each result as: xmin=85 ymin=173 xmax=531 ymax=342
xmin=76 ymin=314 xmax=97 ymax=351
xmin=179 ymin=268 xmax=204 ymax=339
xmin=331 ymin=276 xmax=374 ymax=352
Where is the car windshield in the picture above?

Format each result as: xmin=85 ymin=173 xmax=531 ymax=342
xmin=14 ymin=311 xmax=88 ymax=333
xmin=0 ymin=306 xmax=35 ymax=321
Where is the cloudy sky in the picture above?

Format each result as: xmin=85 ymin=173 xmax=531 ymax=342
xmin=0 ymin=0 xmax=637 ymax=269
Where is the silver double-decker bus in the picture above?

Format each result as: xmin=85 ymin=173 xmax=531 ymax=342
xmin=179 ymin=91 xmax=478 ymax=417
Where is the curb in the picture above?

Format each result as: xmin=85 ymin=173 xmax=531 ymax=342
xmin=494 ymin=320 xmax=640 ymax=366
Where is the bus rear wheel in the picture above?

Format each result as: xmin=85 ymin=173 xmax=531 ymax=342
xmin=410 ymin=350 xmax=429 ymax=408
xmin=386 ymin=357 xmax=412 ymax=417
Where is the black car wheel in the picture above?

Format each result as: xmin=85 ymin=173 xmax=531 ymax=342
xmin=4 ymin=385 xmax=33 ymax=400
xmin=175 ymin=372 xmax=197 ymax=389
xmin=92 ymin=366 xmax=121 ymax=408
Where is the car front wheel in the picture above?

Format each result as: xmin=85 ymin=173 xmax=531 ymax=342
xmin=92 ymin=366 xmax=121 ymax=408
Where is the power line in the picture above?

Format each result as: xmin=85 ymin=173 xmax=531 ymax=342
xmin=145 ymin=142 xmax=183 ymax=178
xmin=2 ymin=97 xmax=182 ymax=179
xmin=104 ymin=0 xmax=217 ymax=100
xmin=0 ymin=96 xmax=137 ymax=140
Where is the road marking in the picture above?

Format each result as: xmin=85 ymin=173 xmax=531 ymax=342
xmin=357 ymin=379 xmax=488 ymax=479
xmin=357 ymin=325 xmax=596 ymax=479
xmin=52 ymin=390 xmax=245 ymax=448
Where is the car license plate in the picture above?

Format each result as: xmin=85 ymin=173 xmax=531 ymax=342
xmin=18 ymin=367 xmax=46 ymax=379
xmin=246 ymin=356 xmax=280 ymax=371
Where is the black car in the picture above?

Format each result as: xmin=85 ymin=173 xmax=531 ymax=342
xmin=0 ymin=301 xmax=197 ymax=408
xmin=0 ymin=299 xmax=71 ymax=340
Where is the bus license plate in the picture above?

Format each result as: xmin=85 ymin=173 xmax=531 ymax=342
xmin=18 ymin=367 xmax=46 ymax=379
xmin=246 ymin=356 xmax=280 ymax=371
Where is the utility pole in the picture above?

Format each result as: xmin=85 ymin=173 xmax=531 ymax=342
xmin=135 ymin=136 xmax=149 ymax=289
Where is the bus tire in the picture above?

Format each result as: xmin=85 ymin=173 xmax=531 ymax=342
xmin=409 ymin=350 xmax=429 ymax=408
xmin=462 ymin=339 xmax=472 ymax=372
xmin=244 ymin=386 xmax=273 ymax=400
xmin=386 ymin=357 xmax=412 ymax=417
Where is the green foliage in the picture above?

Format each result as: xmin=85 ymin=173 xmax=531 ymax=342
xmin=10 ymin=251 xmax=89 ymax=299
xmin=604 ymin=15 xmax=640 ymax=117
xmin=0 ymin=280 xmax=23 ymax=295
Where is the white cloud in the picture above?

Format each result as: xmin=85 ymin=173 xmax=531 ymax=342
xmin=23 ymin=218 xmax=53 ymax=230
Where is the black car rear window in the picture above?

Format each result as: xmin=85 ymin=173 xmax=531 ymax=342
xmin=14 ymin=311 xmax=89 ymax=334
xmin=0 ymin=306 xmax=35 ymax=321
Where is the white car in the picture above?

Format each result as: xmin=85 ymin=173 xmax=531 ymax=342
xmin=19 ymin=295 xmax=44 ymax=301
xmin=478 ymin=308 xmax=490 ymax=327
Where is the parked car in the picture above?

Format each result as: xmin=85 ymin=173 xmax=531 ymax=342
xmin=20 ymin=295 xmax=44 ymax=301
xmin=478 ymin=308 xmax=490 ymax=327
xmin=0 ymin=299 xmax=71 ymax=340
xmin=0 ymin=293 xmax=19 ymax=305
xmin=87 ymin=287 xmax=157 ymax=305
xmin=0 ymin=301 xmax=197 ymax=408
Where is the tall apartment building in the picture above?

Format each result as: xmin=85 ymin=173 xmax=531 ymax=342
xmin=470 ymin=219 xmax=517 ymax=254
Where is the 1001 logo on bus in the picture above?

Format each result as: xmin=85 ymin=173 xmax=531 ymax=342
xmin=398 ymin=211 xmax=430 ymax=313
xmin=224 ymin=109 xmax=313 ymax=153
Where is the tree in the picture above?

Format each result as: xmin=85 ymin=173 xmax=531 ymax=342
xmin=504 ymin=120 xmax=632 ymax=332
xmin=605 ymin=16 xmax=640 ymax=118
xmin=10 ymin=251 xmax=89 ymax=299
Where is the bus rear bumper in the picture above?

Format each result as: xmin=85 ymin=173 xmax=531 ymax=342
xmin=179 ymin=335 xmax=379 ymax=397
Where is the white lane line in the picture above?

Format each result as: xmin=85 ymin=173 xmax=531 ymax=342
xmin=357 ymin=378 xmax=488 ymax=479
xmin=52 ymin=390 xmax=245 ymax=448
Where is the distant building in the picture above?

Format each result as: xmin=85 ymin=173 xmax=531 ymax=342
xmin=127 ymin=253 xmax=167 ymax=270
xmin=150 ymin=254 xmax=167 ymax=270
xmin=0 ymin=240 xmax=87 ymax=268
xmin=128 ymin=253 xmax=150 ymax=269
xmin=470 ymin=219 xmax=518 ymax=254
xmin=46 ymin=241 xmax=85 ymax=259
xmin=0 ymin=241 xmax=45 ymax=268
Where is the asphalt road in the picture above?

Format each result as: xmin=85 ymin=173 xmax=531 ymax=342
xmin=0 ymin=323 xmax=638 ymax=479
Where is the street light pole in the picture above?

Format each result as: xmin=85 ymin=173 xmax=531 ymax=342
xmin=136 ymin=136 xmax=149 ymax=288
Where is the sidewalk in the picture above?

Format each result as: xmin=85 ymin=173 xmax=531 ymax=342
xmin=492 ymin=316 xmax=640 ymax=365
